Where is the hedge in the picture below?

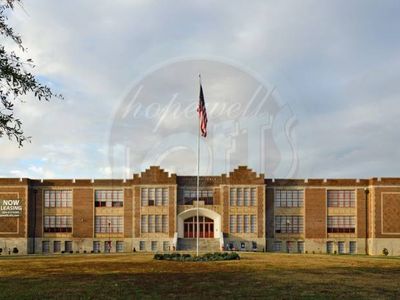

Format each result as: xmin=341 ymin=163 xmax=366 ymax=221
xmin=154 ymin=252 xmax=240 ymax=262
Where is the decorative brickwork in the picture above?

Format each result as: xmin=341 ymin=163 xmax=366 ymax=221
xmin=133 ymin=166 xmax=176 ymax=185
xmin=223 ymin=166 xmax=264 ymax=185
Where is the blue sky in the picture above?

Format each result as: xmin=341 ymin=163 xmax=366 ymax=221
xmin=1 ymin=0 xmax=400 ymax=179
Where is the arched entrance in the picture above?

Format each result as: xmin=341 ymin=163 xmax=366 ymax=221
xmin=184 ymin=216 xmax=214 ymax=238
xmin=177 ymin=207 xmax=221 ymax=239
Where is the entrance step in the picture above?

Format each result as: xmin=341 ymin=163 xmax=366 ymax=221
xmin=177 ymin=238 xmax=220 ymax=252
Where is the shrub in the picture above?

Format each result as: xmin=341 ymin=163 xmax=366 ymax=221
xmin=154 ymin=253 xmax=164 ymax=260
xmin=383 ymin=248 xmax=389 ymax=256
xmin=153 ymin=252 xmax=240 ymax=262
xmin=69 ymin=251 xmax=73 ymax=254
xmin=12 ymin=247 xmax=18 ymax=254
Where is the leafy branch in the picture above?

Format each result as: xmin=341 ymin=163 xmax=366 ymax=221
xmin=0 ymin=0 xmax=62 ymax=147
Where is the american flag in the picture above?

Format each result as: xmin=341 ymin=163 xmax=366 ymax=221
xmin=197 ymin=84 xmax=208 ymax=137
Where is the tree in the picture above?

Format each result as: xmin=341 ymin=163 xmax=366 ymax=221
xmin=0 ymin=0 xmax=61 ymax=147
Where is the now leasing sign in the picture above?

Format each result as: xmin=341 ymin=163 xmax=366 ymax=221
xmin=0 ymin=199 xmax=23 ymax=217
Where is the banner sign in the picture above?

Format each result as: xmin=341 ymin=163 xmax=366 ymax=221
xmin=0 ymin=199 xmax=22 ymax=217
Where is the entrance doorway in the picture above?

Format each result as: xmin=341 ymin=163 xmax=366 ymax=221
xmin=184 ymin=216 xmax=214 ymax=238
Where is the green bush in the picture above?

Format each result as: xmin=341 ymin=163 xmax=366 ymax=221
xmin=382 ymin=248 xmax=389 ymax=256
xmin=153 ymin=252 xmax=240 ymax=262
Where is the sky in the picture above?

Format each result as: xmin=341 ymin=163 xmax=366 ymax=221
xmin=1 ymin=0 xmax=400 ymax=179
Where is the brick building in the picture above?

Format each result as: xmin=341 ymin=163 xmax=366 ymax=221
xmin=0 ymin=166 xmax=399 ymax=255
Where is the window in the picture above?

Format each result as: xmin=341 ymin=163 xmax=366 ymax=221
xmin=95 ymin=216 xmax=123 ymax=233
xmin=53 ymin=241 xmax=61 ymax=253
xmin=162 ymin=188 xmax=169 ymax=206
xmin=244 ymin=215 xmax=250 ymax=233
xmin=240 ymin=242 xmax=245 ymax=250
xmin=141 ymin=215 xmax=148 ymax=233
xmin=44 ymin=190 xmax=72 ymax=208
xmin=44 ymin=215 xmax=72 ymax=233
xmin=163 ymin=241 xmax=170 ymax=252
xmin=162 ymin=215 xmax=168 ymax=233
xmin=244 ymin=188 xmax=250 ymax=206
xmin=155 ymin=188 xmax=162 ymax=206
xmin=338 ymin=241 xmax=345 ymax=254
xmin=95 ymin=190 xmax=123 ymax=207
xmin=229 ymin=215 xmax=236 ymax=233
xmin=297 ymin=241 xmax=305 ymax=253
xmin=252 ymin=241 xmax=257 ymax=250
xmin=275 ymin=190 xmax=304 ymax=208
xmin=116 ymin=241 xmax=124 ymax=253
xmin=327 ymin=216 xmax=355 ymax=233
xmin=42 ymin=241 xmax=50 ymax=253
xmin=139 ymin=241 xmax=145 ymax=251
xmin=155 ymin=215 xmax=161 ymax=233
xmin=286 ymin=241 xmax=295 ymax=253
xmin=230 ymin=187 xmax=257 ymax=206
xmin=151 ymin=241 xmax=157 ymax=252
xmin=180 ymin=188 xmax=213 ymax=205
xmin=93 ymin=241 xmax=100 ymax=253
xmin=273 ymin=241 xmax=282 ymax=252
xmin=230 ymin=188 xmax=236 ymax=206
xmin=149 ymin=188 xmax=155 ymax=206
xmin=237 ymin=189 xmax=243 ymax=206
xmin=141 ymin=215 xmax=167 ymax=234
xmin=230 ymin=215 xmax=256 ymax=234
xmin=327 ymin=190 xmax=355 ymax=208
xmin=148 ymin=215 xmax=155 ymax=233
xmin=237 ymin=215 xmax=243 ymax=233
xmin=251 ymin=188 xmax=257 ymax=206
xmin=349 ymin=241 xmax=357 ymax=254
xmin=104 ymin=241 xmax=111 ymax=253
xmin=250 ymin=215 xmax=256 ymax=233
xmin=65 ymin=241 xmax=72 ymax=252
xmin=141 ymin=189 xmax=148 ymax=206
xmin=141 ymin=188 xmax=169 ymax=206
xmin=275 ymin=216 xmax=304 ymax=233
xmin=326 ymin=241 xmax=333 ymax=254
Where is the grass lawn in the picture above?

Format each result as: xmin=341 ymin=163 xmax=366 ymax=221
xmin=0 ymin=252 xmax=399 ymax=299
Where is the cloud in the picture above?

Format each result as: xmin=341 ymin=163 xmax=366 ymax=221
xmin=0 ymin=0 xmax=399 ymax=178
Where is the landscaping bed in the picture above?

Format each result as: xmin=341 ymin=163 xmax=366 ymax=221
xmin=153 ymin=252 xmax=240 ymax=261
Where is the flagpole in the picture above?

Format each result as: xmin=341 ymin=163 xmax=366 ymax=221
xmin=196 ymin=74 xmax=201 ymax=257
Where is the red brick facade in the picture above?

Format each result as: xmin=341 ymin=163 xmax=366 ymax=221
xmin=1 ymin=168 xmax=400 ymax=255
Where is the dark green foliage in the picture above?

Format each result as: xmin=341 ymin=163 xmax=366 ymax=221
xmin=382 ymin=248 xmax=389 ymax=256
xmin=12 ymin=247 xmax=18 ymax=254
xmin=0 ymin=0 xmax=61 ymax=147
xmin=153 ymin=252 xmax=240 ymax=262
